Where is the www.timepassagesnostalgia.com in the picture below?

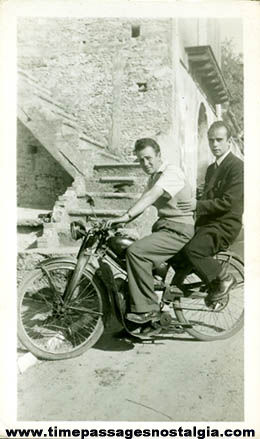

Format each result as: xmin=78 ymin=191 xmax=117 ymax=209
xmin=4 ymin=426 xmax=256 ymax=439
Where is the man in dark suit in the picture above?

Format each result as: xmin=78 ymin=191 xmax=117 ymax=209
xmin=174 ymin=120 xmax=243 ymax=301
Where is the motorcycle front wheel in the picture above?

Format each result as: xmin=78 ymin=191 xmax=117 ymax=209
xmin=18 ymin=261 xmax=105 ymax=360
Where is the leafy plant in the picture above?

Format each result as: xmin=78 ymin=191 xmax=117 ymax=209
xmin=221 ymin=39 xmax=243 ymax=133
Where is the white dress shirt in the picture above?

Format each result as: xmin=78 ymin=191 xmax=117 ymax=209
xmin=215 ymin=149 xmax=231 ymax=167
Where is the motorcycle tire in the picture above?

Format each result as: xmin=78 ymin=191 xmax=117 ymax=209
xmin=18 ymin=260 xmax=106 ymax=360
xmin=173 ymin=252 xmax=244 ymax=341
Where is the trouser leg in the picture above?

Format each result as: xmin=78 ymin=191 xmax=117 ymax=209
xmin=180 ymin=227 xmax=223 ymax=285
xmin=126 ymin=228 xmax=192 ymax=313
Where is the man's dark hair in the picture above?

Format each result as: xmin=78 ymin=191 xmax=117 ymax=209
xmin=208 ymin=121 xmax=231 ymax=139
xmin=134 ymin=138 xmax=161 ymax=155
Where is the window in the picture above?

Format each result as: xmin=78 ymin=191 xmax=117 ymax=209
xmin=137 ymin=82 xmax=147 ymax=92
xmin=131 ymin=25 xmax=140 ymax=38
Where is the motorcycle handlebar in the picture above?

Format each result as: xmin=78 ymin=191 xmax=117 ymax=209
xmin=86 ymin=216 xmax=124 ymax=230
xmin=71 ymin=218 xmax=124 ymax=241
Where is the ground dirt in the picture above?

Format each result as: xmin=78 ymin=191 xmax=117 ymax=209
xmin=18 ymin=321 xmax=243 ymax=422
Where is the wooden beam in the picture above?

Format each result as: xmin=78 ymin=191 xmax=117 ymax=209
xmin=194 ymin=62 xmax=212 ymax=71
xmin=201 ymin=71 xmax=216 ymax=79
xmin=212 ymin=84 xmax=223 ymax=91
xmin=188 ymin=53 xmax=209 ymax=63
xmin=185 ymin=45 xmax=230 ymax=103
xmin=218 ymin=91 xmax=227 ymax=97
xmin=207 ymin=78 xmax=220 ymax=85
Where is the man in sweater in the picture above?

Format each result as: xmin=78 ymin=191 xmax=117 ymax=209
xmin=107 ymin=137 xmax=195 ymax=324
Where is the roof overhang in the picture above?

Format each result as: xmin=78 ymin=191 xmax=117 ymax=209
xmin=185 ymin=45 xmax=230 ymax=105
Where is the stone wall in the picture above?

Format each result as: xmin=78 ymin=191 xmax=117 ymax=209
xmin=18 ymin=18 xmax=172 ymax=158
xmin=17 ymin=120 xmax=73 ymax=209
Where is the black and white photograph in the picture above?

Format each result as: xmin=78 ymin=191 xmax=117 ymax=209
xmin=0 ymin=0 xmax=260 ymax=433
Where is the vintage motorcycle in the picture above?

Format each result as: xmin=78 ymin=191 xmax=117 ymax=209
xmin=18 ymin=208 xmax=244 ymax=360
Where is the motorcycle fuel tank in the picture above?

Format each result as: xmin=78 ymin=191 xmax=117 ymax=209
xmin=107 ymin=236 xmax=135 ymax=258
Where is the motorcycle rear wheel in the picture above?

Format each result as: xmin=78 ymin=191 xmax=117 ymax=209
xmin=18 ymin=261 xmax=105 ymax=360
xmin=173 ymin=252 xmax=244 ymax=341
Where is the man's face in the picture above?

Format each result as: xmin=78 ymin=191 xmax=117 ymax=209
xmin=208 ymin=126 xmax=230 ymax=159
xmin=136 ymin=146 xmax=162 ymax=175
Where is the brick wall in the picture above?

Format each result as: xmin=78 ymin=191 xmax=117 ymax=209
xmin=17 ymin=120 xmax=73 ymax=209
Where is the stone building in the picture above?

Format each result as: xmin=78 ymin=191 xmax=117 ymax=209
xmin=17 ymin=17 xmax=242 ymax=253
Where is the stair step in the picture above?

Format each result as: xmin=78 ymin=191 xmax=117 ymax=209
xmin=77 ymin=192 xmax=140 ymax=199
xmin=84 ymin=179 xmax=143 ymax=193
xmin=17 ymin=218 xmax=43 ymax=228
xmin=95 ymin=163 xmax=140 ymax=169
xmin=68 ymin=208 xmax=125 ymax=218
xmin=17 ymin=208 xmax=48 ymax=251
xmin=17 ymin=208 xmax=51 ymax=228
xmin=94 ymin=163 xmax=143 ymax=176
xmin=99 ymin=176 xmax=139 ymax=184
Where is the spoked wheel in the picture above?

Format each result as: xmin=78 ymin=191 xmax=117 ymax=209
xmin=173 ymin=252 xmax=244 ymax=341
xmin=18 ymin=261 xmax=105 ymax=360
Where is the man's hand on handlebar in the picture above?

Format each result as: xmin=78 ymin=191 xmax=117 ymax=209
xmin=105 ymin=212 xmax=131 ymax=229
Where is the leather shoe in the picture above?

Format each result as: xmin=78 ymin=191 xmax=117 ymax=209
xmin=209 ymin=274 xmax=237 ymax=302
xmin=126 ymin=311 xmax=161 ymax=324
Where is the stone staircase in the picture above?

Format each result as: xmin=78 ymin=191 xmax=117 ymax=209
xmin=75 ymin=162 xmax=144 ymax=212
xmin=17 ymin=69 xmax=122 ymax=250
xmin=17 ymin=69 xmax=157 ymax=251
xmin=17 ymin=157 xmax=158 ymax=283
xmin=37 ymin=161 xmax=157 ymax=248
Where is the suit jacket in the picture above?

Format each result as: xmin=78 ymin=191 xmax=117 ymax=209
xmin=196 ymin=152 xmax=244 ymax=246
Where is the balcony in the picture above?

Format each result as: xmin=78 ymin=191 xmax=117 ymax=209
xmin=185 ymin=45 xmax=230 ymax=105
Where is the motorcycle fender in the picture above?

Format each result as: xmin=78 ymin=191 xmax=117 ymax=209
xmin=36 ymin=256 xmax=77 ymax=268
xmin=98 ymin=259 xmax=120 ymax=318
xmin=217 ymin=250 xmax=242 ymax=264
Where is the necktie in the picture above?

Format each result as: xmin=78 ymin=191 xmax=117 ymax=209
xmin=150 ymin=172 xmax=161 ymax=189
xmin=151 ymin=172 xmax=160 ymax=182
